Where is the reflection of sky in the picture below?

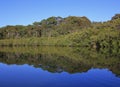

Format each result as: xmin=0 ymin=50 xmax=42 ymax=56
xmin=0 ymin=63 xmax=120 ymax=87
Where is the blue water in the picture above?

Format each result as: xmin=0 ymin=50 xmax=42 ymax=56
xmin=0 ymin=63 xmax=120 ymax=87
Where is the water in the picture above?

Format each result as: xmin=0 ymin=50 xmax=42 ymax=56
xmin=0 ymin=47 xmax=120 ymax=87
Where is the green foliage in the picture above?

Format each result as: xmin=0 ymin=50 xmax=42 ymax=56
xmin=0 ymin=16 xmax=91 ymax=38
xmin=112 ymin=14 xmax=120 ymax=20
xmin=0 ymin=14 xmax=120 ymax=48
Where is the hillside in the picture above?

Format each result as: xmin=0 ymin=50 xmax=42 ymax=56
xmin=0 ymin=14 xmax=120 ymax=48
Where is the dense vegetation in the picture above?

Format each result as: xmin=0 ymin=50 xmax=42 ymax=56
xmin=0 ymin=14 xmax=120 ymax=48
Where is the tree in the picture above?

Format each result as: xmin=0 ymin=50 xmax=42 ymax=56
xmin=112 ymin=14 xmax=120 ymax=20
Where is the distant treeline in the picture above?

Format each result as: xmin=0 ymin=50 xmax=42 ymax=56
xmin=0 ymin=14 xmax=120 ymax=48
xmin=0 ymin=16 xmax=91 ymax=38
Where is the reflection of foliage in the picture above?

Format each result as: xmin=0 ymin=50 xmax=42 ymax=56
xmin=0 ymin=47 xmax=120 ymax=76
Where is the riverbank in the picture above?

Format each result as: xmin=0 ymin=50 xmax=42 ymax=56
xmin=0 ymin=28 xmax=120 ymax=48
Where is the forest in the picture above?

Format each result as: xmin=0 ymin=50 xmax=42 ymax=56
xmin=0 ymin=14 xmax=120 ymax=48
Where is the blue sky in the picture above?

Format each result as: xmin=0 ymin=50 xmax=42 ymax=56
xmin=0 ymin=0 xmax=120 ymax=27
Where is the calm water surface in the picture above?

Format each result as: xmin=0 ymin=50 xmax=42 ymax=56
xmin=0 ymin=47 xmax=120 ymax=87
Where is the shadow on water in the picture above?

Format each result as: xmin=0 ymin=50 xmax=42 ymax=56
xmin=0 ymin=46 xmax=120 ymax=76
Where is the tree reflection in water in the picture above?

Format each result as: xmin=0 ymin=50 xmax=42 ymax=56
xmin=0 ymin=46 xmax=120 ymax=76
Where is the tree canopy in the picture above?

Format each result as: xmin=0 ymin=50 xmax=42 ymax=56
xmin=0 ymin=14 xmax=120 ymax=48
